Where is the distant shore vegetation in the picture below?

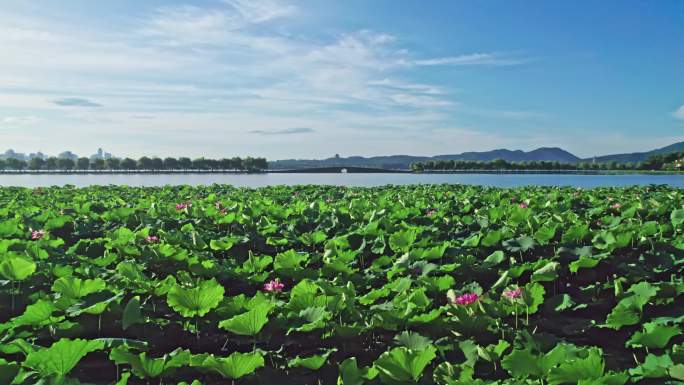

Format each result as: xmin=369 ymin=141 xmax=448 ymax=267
xmin=0 ymin=156 xmax=268 ymax=172
xmin=411 ymin=152 xmax=684 ymax=172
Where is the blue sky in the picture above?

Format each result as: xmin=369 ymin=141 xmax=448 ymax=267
xmin=1 ymin=0 xmax=682 ymax=159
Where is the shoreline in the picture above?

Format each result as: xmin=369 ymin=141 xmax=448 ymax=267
xmin=1 ymin=169 xmax=683 ymax=175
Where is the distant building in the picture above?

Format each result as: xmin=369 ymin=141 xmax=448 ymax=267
xmin=0 ymin=149 xmax=27 ymax=160
xmin=58 ymin=151 xmax=79 ymax=160
xmin=90 ymin=148 xmax=114 ymax=160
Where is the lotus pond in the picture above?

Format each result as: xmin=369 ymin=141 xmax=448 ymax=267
xmin=0 ymin=184 xmax=682 ymax=385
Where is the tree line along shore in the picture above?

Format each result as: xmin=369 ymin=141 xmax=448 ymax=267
xmin=1 ymin=151 xmax=684 ymax=174
xmin=410 ymin=151 xmax=684 ymax=172
xmin=0 ymin=156 xmax=267 ymax=172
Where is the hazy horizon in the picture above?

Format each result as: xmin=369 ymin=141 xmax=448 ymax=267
xmin=0 ymin=142 xmax=679 ymax=162
xmin=1 ymin=0 xmax=683 ymax=159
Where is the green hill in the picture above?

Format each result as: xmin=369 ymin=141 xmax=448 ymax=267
xmin=587 ymin=141 xmax=684 ymax=164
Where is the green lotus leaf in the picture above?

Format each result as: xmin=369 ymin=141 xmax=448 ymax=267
xmin=289 ymin=306 xmax=331 ymax=333
xmin=503 ymin=236 xmax=535 ymax=252
xmin=195 ymin=351 xmax=264 ymax=379
xmin=531 ymin=261 xmax=559 ymax=282
xmin=0 ymin=358 xmax=19 ymax=385
xmin=628 ymin=353 xmax=674 ymax=380
xmin=109 ymin=346 xmax=190 ymax=379
xmin=122 ymin=296 xmax=142 ymax=330
xmin=671 ymin=208 xmax=684 ymax=226
xmin=523 ymin=282 xmax=546 ymax=313
xmin=218 ymin=303 xmax=272 ymax=336
xmin=605 ymin=304 xmax=641 ymax=330
xmin=569 ymin=255 xmax=601 ymax=273
xmin=288 ymin=348 xmax=337 ymax=370
xmin=52 ymin=276 xmax=106 ymax=298
xmin=626 ymin=322 xmax=682 ymax=349
xmin=480 ymin=230 xmax=501 ymax=247
xmin=338 ymin=357 xmax=378 ymax=385
xmin=502 ymin=348 xmax=544 ymax=379
xmin=374 ymin=346 xmax=436 ymax=384
xmin=389 ymin=228 xmax=417 ymax=253
xmin=432 ymin=361 xmax=478 ymax=385
xmin=462 ymin=233 xmax=481 ymax=247
xmin=66 ymin=291 xmax=122 ymax=316
xmin=24 ymin=338 xmax=105 ymax=380
xmin=0 ymin=256 xmax=36 ymax=281
xmin=547 ymin=348 xmax=605 ymax=385
xmin=12 ymin=299 xmax=61 ymax=327
xmin=534 ymin=224 xmax=557 ymax=245
xmin=274 ymin=249 xmax=309 ymax=270
xmin=394 ymin=331 xmax=433 ymax=351
xmin=209 ymin=236 xmax=238 ymax=251
xmin=166 ymin=278 xmax=225 ymax=318
xmin=287 ymin=279 xmax=325 ymax=312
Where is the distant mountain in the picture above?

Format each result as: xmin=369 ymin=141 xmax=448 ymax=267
xmin=586 ymin=141 xmax=684 ymax=164
xmin=269 ymin=141 xmax=684 ymax=170
xmin=269 ymin=147 xmax=580 ymax=170
xmin=433 ymin=147 xmax=580 ymax=163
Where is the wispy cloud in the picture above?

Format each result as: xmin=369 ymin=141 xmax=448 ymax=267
xmin=411 ymin=53 xmax=528 ymax=66
xmin=142 ymin=0 xmax=296 ymax=46
xmin=368 ymin=79 xmax=444 ymax=95
xmin=53 ymin=98 xmax=102 ymax=107
xmin=249 ymin=127 xmax=315 ymax=135
xmin=1 ymin=116 xmax=42 ymax=126
xmin=224 ymin=0 xmax=296 ymax=23
xmin=462 ymin=107 xmax=547 ymax=120
xmin=674 ymin=105 xmax=684 ymax=120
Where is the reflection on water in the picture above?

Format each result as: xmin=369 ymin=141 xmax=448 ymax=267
xmin=1 ymin=173 xmax=684 ymax=188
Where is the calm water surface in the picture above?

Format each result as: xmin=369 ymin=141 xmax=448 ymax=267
xmin=1 ymin=173 xmax=684 ymax=188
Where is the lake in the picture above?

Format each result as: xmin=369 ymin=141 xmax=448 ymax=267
xmin=1 ymin=173 xmax=684 ymax=188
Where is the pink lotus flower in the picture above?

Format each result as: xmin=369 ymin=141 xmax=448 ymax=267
xmin=146 ymin=235 xmax=159 ymax=243
xmin=263 ymin=279 xmax=285 ymax=293
xmin=503 ymin=288 xmax=523 ymax=300
xmin=518 ymin=203 xmax=528 ymax=209
xmin=452 ymin=292 xmax=479 ymax=306
xmin=426 ymin=209 xmax=437 ymax=217
xmin=31 ymin=229 xmax=46 ymax=240
xmin=611 ymin=203 xmax=621 ymax=209
xmin=175 ymin=203 xmax=188 ymax=210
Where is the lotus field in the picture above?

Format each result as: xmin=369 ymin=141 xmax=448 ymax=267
xmin=1 ymin=184 xmax=683 ymax=385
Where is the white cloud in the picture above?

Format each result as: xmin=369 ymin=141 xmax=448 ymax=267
xmin=411 ymin=53 xmax=527 ymax=66
xmin=223 ymin=0 xmax=296 ymax=23
xmin=368 ymin=79 xmax=444 ymax=95
xmin=674 ymin=105 xmax=684 ymax=120
xmin=389 ymin=93 xmax=454 ymax=108
xmin=141 ymin=0 xmax=296 ymax=46
xmin=249 ymin=127 xmax=314 ymax=135
xmin=0 ymin=0 xmax=540 ymax=158
xmin=1 ymin=116 xmax=42 ymax=126
xmin=461 ymin=106 xmax=547 ymax=120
